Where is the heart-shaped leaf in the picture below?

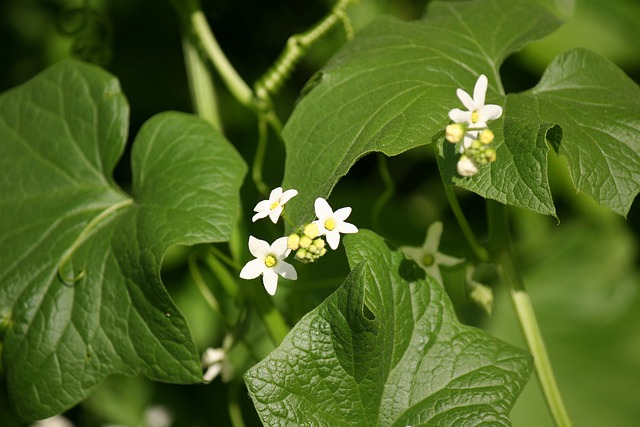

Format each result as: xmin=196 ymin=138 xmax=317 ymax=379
xmin=245 ymin=230 xmax=532 ymax=426
xmin=282 ymin=0 xmax=562 ymax=224
xmin=0 ymin=60 xmax=247 ymax=420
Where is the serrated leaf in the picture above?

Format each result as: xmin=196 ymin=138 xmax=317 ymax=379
xmin=282 ymin=0 xmax=562 ymax=224
xmin=0 ymin=60 xmax=247 ymax=420
xmin=244 ymin=230 xmax=532 ymax=426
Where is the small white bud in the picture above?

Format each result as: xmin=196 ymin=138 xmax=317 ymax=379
xmin=445 ymin=124 xmax=465 ymax=143
xmin=457 ymin=155 xmax=479 ymax=177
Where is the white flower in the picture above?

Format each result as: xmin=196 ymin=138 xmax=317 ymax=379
xmin=457 ymin=155 xmax=479 ymax=177
xmin=202 ymin=347 xmax=225 ymax=382
xmin=448 ymin=74 xmax=502 ymax=129
xmin=240 ymin=236 xmax=297 ymax=295
xmin=30 ymin=416 xmax=74 ymax=427
xmin=252 ymin=187 xmax=298 ymax=223
xmin=313 ymin=198 xmax=358 ymax=250
xmin=401 ymin=221 xmax=464 ymax=284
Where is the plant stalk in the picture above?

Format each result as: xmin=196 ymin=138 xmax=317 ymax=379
xmin=487 ymin=201 xmax=572 ymax=427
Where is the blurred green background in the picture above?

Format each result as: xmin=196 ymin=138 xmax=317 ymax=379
xmin=1 ymin=0 xmax=639 ymax=426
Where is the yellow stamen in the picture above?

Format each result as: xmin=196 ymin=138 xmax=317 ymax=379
xmin=265 ymin=255 xmax=277 ymax=268
xmin=270 ymin=201 xmax=280 ymax=210
xmin=325 ymin=218 xmax=336 ymax=231
xmin=471 ymin=111 xmax=479 ymax=124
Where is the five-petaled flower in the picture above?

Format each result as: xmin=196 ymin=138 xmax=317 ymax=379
xmin=239 ymin=236 xmax=297 ymax=295
xmin=400 ymin=221 xmax=463 ymax=284
xmin=252 ymin=187 xmax=298 ymax=224
xmin=448 ymin=74 xmax=502 ymax=129
xmin=313 ymin=197 xmax=358 ymax=250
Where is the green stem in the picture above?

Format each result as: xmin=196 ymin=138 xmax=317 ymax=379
xmin=254 ymin=0 xmax=356 ymax=102
xmin=188 ymin=253 xmax=228 ymax=325
xmin=371 ymin=153 xmax=394 ymax=234
xmin=252 ymin=114 xmax=270 ymax=196
xmin=228 ymin=380 xmax=246 ymax=427
xmin=442 ymin=183 xmax=490 ymax=262
xmin=182 ymin=35 xmax=222 ymax=129
xmin=487 ymin=201 xmax=572 ymax=427
xmin=190 ymin=9 xmax=254 ymax=109
xmin=248 ymin=284 xmax=290 ymax=345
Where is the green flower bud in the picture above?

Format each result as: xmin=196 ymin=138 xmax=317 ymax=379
xmin=471 ymin=139 xmax=482 ymax=150
xmin=485 ymin=147 xmax=497 ymax=163
xmin=295 ymin=248 xmax=307 ymax=260
xmin=313 ymin=238 xmax=325 ymax=250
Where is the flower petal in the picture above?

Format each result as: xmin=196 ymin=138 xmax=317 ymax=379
xmin=448 ymin=108 xmax=471 ymax=124
xmin=269 ymin=187 xmax=283 ymax=201
xmin=251 ymin=210 xmax=269 ymax=222
xmin=314 ymin=197 xmax=333 ymax=220
xmin=337 ymin=222 xmax=358 ymax=234
xmin=279 ymin=189 xmax=298 ymax=205
xmin=275 ymin=260 xmax=297 ymax=280
xmin=203 ymin=363 xmax=222 ymax=383
xmin=423 ymin=221 xmax=443 ymax=252
xmin=333 ymin=206 xmax=352 ymax=222
xmin=271 ymin=236 xmax=291 ymax=257
xmin=435 ymin=252 xmax=464 ymax=267
xmin=325 ymin=231 xmax=340 ymax=250
xmin=473 ymin=74 xmax=488 ymax=107
xmin=247 ymin=235 xmax=269 ymax=258
xmin=240 ymin=258 xmax=265 ymax=279
xmin=456 ymin=88 xmax=475 ymax=111
xmin=268 ymin=205 xmax=283 ymax=223
xmin=478 ymin=104 xmax=503 ymax=122
xmin=262 ymin=269 xmax=279 ymax=295
xmin=314 ymin=219 xmax=328 ymax=236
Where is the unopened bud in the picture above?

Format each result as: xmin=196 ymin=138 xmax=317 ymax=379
xmin=485 ymin=147 xmax=497 ymax=163
xmin=479 ymin=129 xmax=494 ymax=144
xmin=469 ymin=282 xmax=494 ymax=315
xmin=303 ymin=223 xmax=319 ymax=239
xmin=295 ymin=248 xmax=307 ymax=260
xmin=299 ymin=236 xmax=312 ymax=249
xmin=287 ymin=234 xmax=300 ymax=250
xmin=471 ymin=139 xmax=482 ymax=150
xmin=313 ymin=238 xmax=325 ymax=250
xmin=445 ymin=124 xmax=465 ymax=143
xmin=457 ymin=155 xmax=478 ymax=177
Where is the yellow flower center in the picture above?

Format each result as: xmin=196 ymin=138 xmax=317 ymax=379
xmin=422 ymin=253 xmax=435 ymax=267
xmin=471 ymin=111 xmax=479 ymax=124
xmin=270 ymin=201 xmax=280 ymax=210
xmin=324 ymin=218 xmax=336 ymax=231
xmin=264 ymin=255 xmax=277 ymax=268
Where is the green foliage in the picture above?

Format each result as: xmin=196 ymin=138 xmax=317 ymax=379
xmin=282 ymin=0 xmax=640 ymax=222
xmin=245 ymin=230 xmax=532 ymax=426
xmin=0 ymin=60 xmax=247 ymax=419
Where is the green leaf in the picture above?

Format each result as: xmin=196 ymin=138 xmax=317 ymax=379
xmin=245 ymin=230 xmax=532 ymax=426
xmin=282 ymin=0 xmax=562 ymax=224
xmin=516 ymin=49 xmax=640 ymax=216
xmin=0 ymin=60 xmax=247 ymax=420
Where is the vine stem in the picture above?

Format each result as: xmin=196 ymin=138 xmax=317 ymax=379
xmin=254 ymin=0 xmax=356 ymax=102
xmin=442 ymin=182 xmax=490 ymax=262
xmin=487 ymin=201 xmax=572 ymax=427
xmin=189 ymin=9 xmax=254 ymax=109
xmin=182 ymin=35 xmax=222 ymax=130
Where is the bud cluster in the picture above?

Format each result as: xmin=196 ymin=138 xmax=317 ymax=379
xmin=287 ymin=223 xmax=327 ymax=263
xmin=445 ymin=125 xmax=498 ymax=177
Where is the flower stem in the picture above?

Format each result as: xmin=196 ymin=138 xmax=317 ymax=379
xmin=487 ymin=201 xmax=572 ymax=427
xmin=442 ymin=183 xmax=490 ymax=262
